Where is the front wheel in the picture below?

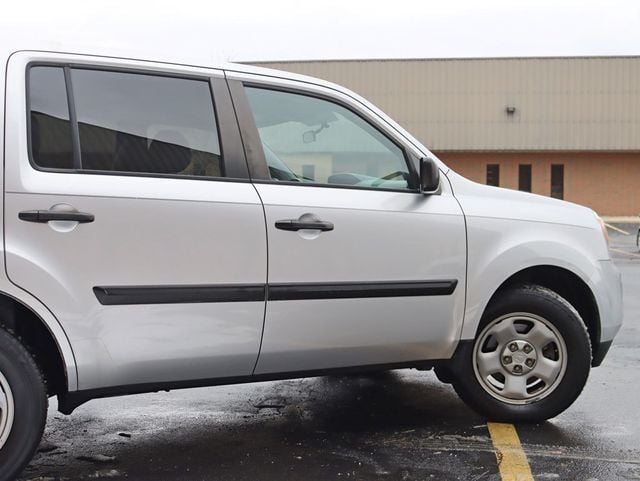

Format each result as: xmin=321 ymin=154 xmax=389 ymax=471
xmin=451 ymin=285 xmax=591 ymax=422
xmin=0 ymin=328 xmax=48 ymax=481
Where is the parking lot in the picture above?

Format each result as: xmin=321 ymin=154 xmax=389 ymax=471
xmin=19 ymin=226 xmax=640 ymax=481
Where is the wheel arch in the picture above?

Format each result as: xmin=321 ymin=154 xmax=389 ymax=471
xmin=0 ymin=289 xmax=76 ymax=395
xmin=475 ymin=265 xmax=601 ymax=364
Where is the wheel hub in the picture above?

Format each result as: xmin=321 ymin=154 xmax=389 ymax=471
xmin=500 ymin=340 xmax=537 ymax=375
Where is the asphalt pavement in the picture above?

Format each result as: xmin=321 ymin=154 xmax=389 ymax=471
xmin=19 ymin=226 xmax=640 ymax=481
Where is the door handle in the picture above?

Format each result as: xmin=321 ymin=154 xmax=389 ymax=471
xmin=275 ymin=219 xmax=334 ymax=232
xmin=19 ymin=210 xmax=95 ymax=224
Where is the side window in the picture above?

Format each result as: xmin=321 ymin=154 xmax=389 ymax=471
xmin=28 ymin=67 xmax=223 ymax=178
xmin=244 ymin=87 xmax=413 ymax=190
xmin=28 ymin=67 xmax=74 ymax=169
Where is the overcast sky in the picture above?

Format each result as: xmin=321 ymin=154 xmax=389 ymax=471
xmin=3 ymin=0 xmax=639 ymax=64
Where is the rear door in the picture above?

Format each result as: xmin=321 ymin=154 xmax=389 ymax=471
xmin=227 ymin=73 xmax=467 ymax=374
xmin=4 ymin=52 xmax=267 ymax=390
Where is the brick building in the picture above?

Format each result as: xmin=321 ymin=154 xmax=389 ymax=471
xmin=251 ymin=57 xmax=640 ymax=216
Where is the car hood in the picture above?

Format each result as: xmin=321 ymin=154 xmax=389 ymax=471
xmin=444 ymin=170 xmax=601 ymax=230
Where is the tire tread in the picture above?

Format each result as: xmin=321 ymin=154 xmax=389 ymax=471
xmin=0 ymin=326 xmax=48 ymax=481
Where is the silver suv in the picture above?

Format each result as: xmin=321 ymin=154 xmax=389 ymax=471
xmin=0 ymin=50 xmax=622 ymax=480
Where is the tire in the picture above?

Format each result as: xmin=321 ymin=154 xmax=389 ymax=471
xmin=434 ymin=365 xmax=455 ymax=384
xmin=0 ymin=327 xmax=48 ymax=481
xmin=451 ymin=285 xmax=591 ymax=423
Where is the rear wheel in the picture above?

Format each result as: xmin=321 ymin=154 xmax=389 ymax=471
xmin=451 ymin=285 xmax=591 ymax=422
xmin=0 ymin=328 xmax=48 ymax=481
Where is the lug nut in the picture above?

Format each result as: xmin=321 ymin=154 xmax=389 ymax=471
xmin=525 ymin=359 xmax=535 ymax=367
xmin=503 ymin=355 xmax=512 ymax=364
xmin=513 ymin=365 xmax=523 ymax=373
xmin=523 ymin=345 xmax=532 ymax=354
xmin=509 ymin=343 xmax=518 ymax=352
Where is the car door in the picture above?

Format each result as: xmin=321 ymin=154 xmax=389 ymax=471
xmin=3 ymin=52 xmax=267 ymax=390
xmin=226 ymin=72 xmax=467 ymax=374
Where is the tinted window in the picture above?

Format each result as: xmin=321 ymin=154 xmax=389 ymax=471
xmin=71 ymin=70 xmax=222 ymax=176
xmin=245 ymin=87 xmax=411 ymax=190
xmin=29 ymin=66 xmax=224 ymax=178
xmin=29 ymin=67 xmax=74 ymax=169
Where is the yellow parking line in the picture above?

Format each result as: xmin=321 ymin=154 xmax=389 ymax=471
xmin=487 ymin=422 xmax=534 ymax=481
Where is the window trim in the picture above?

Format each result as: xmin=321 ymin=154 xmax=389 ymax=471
xmin=227 ymin=79 xmax=421 ymax=193
xmin=25 ymin=62 xmax=250 ymax=182
xmin=62 ymin=67 xmax=82 ymax=169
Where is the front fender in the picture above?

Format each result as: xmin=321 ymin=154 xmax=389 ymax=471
xmin=460 ymin=216 xmax=606 ymax=340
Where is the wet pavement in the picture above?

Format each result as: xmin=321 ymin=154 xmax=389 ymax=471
xmin=19 ymin=226 xmax=640 ymax=481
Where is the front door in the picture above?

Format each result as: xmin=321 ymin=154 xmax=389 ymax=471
xmin=4 ymin=53 xmax=267 ymax=390
xmin=229 ymin=79 xmax=467 ymax=374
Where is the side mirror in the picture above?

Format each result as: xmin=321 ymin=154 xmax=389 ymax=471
xmin=420 ymin=157 xmax=440 ymax=193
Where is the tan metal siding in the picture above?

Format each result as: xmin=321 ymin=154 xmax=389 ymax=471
xmin=250 ymin=57 xmax=640 ymax=151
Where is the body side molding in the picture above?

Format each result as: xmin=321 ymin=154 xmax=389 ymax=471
xmin=93 ymin=284 xmax=266 ymax=305
xmin=268 ymin=280 xmax=458 ymax=300
xmin=93 ymin=280 xmax=458 ymax=305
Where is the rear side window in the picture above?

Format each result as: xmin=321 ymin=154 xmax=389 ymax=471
xmin=28 ymin=67 xmax=74 ymax=169
xmin=28 ymin=66 xmax=223 ymax=178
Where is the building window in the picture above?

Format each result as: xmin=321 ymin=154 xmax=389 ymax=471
xmin=518 ymin=164 xmax=532 ymax=192
xmin=486 ymin=164 xmax=500 ymax=186
xmin=551 ymin=164 xmax=564 ymax=199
